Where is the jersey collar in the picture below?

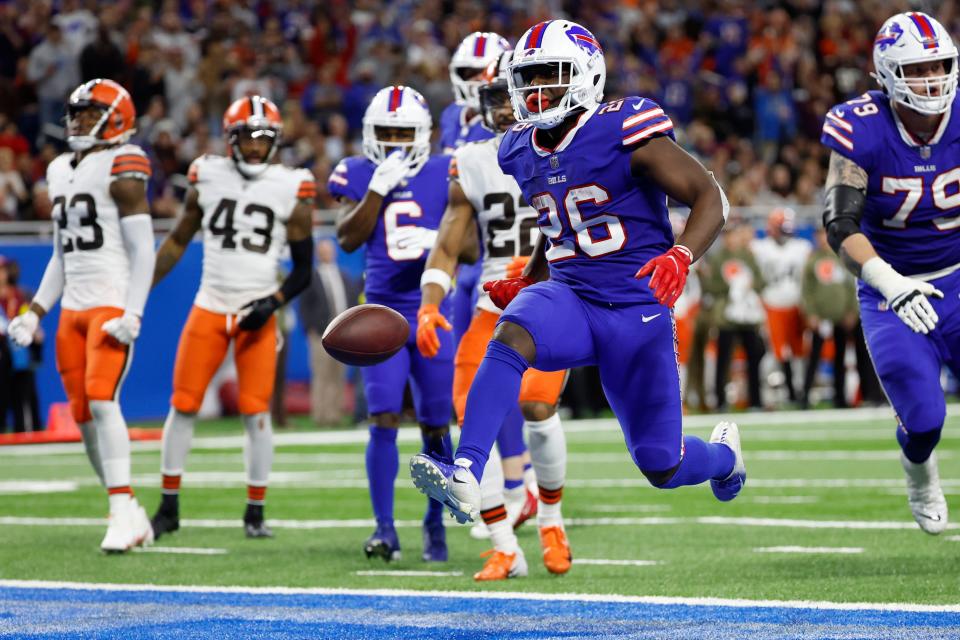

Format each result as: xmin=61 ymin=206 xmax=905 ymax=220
xmin=890 ymin=102 xmax=951 ymax=148
xmin=530 ymin=104 xmax=600 ymax=157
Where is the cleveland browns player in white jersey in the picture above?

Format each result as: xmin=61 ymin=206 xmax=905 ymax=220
xmin=149 ymin=95 xmax=315 ymax=539
xmin=8 ymin=79 xmax=156 ymax=553
xmin=416 ymin=53 xmax=571 ymax=581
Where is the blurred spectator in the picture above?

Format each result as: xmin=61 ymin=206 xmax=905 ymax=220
xmin=297 ymin=238 xmax=359 ymax=425
xmin=0 ymin=148 xmax=27 ymax=220
xmin=0 ymin=257 xmax=42 ymax=432
xmin=800 ymin=228 xmax=857 ymax=409
xmin=704 ymin=221 xmax=765 ymax=410
xmin=26 ymin=23 xmax=78 ymax=146
xmin=79 ymin=24 xmax=124 ymax=83
xmin=751 ymin=208 xmax=812 ymax=405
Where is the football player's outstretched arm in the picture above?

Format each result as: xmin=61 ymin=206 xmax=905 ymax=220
xmin=631 ymin=136 xmax=727 ymax=307
xmin=416 ymin=180 xmax=473 ymax=357
xmin=106 ymin=176 xmax=157 ymax=343
xmin=238 ymin=199 xmax=315 ymax=332
xmin=421 ymin=180 xmax=475 ymax=309
xmin=823 ymin=150 xmax=942 ymax=334
xmin=153 ymin=187 xmax=202 ymax=287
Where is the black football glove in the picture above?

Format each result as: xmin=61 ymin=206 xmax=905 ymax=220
xmin=239 ymin=295 xmax=282 ymax=331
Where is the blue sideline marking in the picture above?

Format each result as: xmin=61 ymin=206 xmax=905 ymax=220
xmin=1 ymin=585 xmax=960 ymax=639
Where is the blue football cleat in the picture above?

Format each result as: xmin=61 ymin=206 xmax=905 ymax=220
xmin=710 ymin=421 xmax=746 ymax=502
xmin=409 ymin=454 xmax=481 ymax=524
xmin=364 ymin=521 xmax=401 ymax=562
xmin=421 ymin=520 xmax=447 ymax=562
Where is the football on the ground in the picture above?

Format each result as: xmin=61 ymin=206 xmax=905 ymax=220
xmin=321 ymin=304 xmax=409 ymax=366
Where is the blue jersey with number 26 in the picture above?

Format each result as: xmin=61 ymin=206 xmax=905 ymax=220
xmin=327 ymin=155 xmax=451 ymax=316
xmin=821 ymin=90 xmax=960 ymax=277
xmin=498 ymin=96 xmax=675 ymax=306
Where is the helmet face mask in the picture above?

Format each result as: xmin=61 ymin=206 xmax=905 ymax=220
xmin=508 ymin=21 xmax=606 ymax=129
xmin=873 ymin=12 xmax=959 ymax=116
xmin=65 ymin=79 xmax=136 ymax=152
xmin=479 ymin=81 xmax=514 ymax=133
xmin=362 ymin=86 xmax=432 ymax=172
xmin=222 ymin=96 xmax=283 ymax=178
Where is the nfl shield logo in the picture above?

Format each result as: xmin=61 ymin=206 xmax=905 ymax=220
xmin=550 ymin=155 xmax=559 ymax=169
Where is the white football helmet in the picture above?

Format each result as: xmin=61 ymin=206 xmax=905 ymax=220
xmin=873 ymin=12 xmax=958 ymax=115
xmin=450 ymin=32 xmax=510 ymax=110
xmin=362 ymin=85 xmax=432 ymax=172
xmin=508 ymin=20 xmax=606 ymax=129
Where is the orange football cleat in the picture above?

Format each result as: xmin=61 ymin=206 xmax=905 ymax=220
xmin=473 ymin=548 xmax=528 ymax=581
xmin=539 ymin=526 xmax=572 ymax=575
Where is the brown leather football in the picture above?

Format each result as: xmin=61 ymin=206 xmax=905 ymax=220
xmin=321 ymin=304 xmax=410 ymax=366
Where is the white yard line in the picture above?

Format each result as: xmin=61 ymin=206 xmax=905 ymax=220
xmin=0 ymin=514 xmax=944 ymax=531
xmin=573 ymin=558 xmax=660 ymax=566
xmin=3 ymin=579 xmax=960 ymax=613
xmin=753 ymin=546 xmax=864 ymax=554
xmin=0 ymin=480 xmax=78 ymax=494
xmin=354 ymin=570 xmax=463 ymax=577
xmin=133 ymin=547 xmax=228 ymax=556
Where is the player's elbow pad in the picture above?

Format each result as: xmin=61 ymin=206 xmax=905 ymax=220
xmin=822 ymin=185 xmax=865 ymax=254
xmin=280 ymin=236 xmax=315 ymax=302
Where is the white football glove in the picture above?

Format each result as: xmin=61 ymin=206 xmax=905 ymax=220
xmin=393 ymin=226 xmax=439 ymax=252
xmin=862 ymin=257 xmax=943 ymax=334
xmin=102 ymin=312 xmax=142 ymax=345
xmin=8 ymin=311 xmax=39 ymax=347
xmin=368 ymin=150 xmax=409 ymax=196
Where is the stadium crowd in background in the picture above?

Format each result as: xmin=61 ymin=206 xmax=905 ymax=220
xmin=0 ymin=0 xmax=910 ymax=416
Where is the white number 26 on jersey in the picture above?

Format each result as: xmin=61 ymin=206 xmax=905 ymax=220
xmin=384 ymin=200 xmax=425 ymax=261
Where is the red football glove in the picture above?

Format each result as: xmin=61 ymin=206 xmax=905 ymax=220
xmin=483 ymin=276 xmax=534 ymax=310
xmin=636 ymin=245 xmax=693 ymax=308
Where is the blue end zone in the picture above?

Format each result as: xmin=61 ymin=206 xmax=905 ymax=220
xmin=1 ymin=585 xmax=960 ymax=639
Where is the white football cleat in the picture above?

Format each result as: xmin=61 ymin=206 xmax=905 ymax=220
xmin=901 ymin=451 xmax=949 ymax=535
xmin=409 ymin=455 xmax=480 ymax=524
xmin=100 ymin=503 xmax=138 ymax=553
xmin=132 ymin=498 xmax=154 ymax=547
xmin=709 ymin=421 xmax=746 ymax=502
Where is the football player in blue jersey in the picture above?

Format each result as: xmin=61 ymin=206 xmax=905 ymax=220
xmin=820 ymin=12 xmax=960 ymax=535
xmin=329 ymin=86 xmax=454 ymax=561
xmin=443 ymin=32 xmax=541 ymax=528
xmin=409 ymin=20 xmax=745 ymax=535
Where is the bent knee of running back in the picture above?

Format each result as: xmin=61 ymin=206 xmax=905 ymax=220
xmin=492 ymin=321 xmax=536 ymax=364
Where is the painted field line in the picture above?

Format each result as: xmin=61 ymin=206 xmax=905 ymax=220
xmin=0 ymin=480 xmax=78 ymax=494
xmin=749 ymin=496 xmax=820 ymax=504
xmin=4 ymin=579 xmax=960 ymax=614
xmin=582 ymin=504 xmax=671 ymax=513
xmin=945 ymin=535 xmax=960 ymax=542
xmin=753 ymin=546 xmax=864 ymax=554
xmin=133 ymin=546 xmax=228 ymax=556
xmin=574 ymin=558 xmax=660 ymax=566
xmin=1 ymin=514 xmax=945 ymax=531
xmin=354 ymin=570 xmax=463 ymax=577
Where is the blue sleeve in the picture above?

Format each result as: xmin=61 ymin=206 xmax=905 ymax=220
xmin=439 ymin=103 xmax=462 ymax=151
xmin=617 ymin=96 xmax=676 ymax=146
xmin=819 ymin=98 xmax=878 ymax=171
xmin=327 ymin=157 xmax=369 ymax=202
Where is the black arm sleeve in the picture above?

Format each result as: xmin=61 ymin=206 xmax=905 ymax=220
xmin=822 ymin=185 xmax=865 ymax=254
xmin=279 ymin=236 xmax=314 ymax=303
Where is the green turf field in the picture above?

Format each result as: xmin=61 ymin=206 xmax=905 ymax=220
xmin=2 ymin=408 xmax=959 ymax=605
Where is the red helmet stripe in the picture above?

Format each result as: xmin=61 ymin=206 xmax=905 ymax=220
xmin=909 ymin=12 xmax=939 ymax=49
xmin=473 ymin=34 xmax=487 ymax=57
xmin=525 ymin=21 xmax=550 ymax=49
xmin=388 ymin=86 xmax=403 ymax=112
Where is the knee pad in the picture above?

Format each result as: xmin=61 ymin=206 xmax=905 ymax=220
xmin=639 ymin=461 xmax=681 ymax=488
xmin=171 ymin=389 xmax=203 ymax=415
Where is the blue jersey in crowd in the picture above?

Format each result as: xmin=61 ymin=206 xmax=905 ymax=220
xmin=498 ymin=96 xmax=675 ymax=306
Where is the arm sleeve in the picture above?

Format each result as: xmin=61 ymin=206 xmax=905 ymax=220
xmin=279 ymin=236 xmax=314 ymax=303
xmin=119 ymin=214 xmax=156 ymax=317
xmin=33 ymin=227 xmax=65 ymax=313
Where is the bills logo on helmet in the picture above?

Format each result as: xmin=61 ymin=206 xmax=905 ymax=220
xmin=874 ymin=21 xmax=903 ymax=51
xmin=565 ymin=24 xmax=602 ymax=55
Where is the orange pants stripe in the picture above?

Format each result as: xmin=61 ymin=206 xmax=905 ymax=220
xmin=56 ymin=307 xmax=130 ymax=423
xmin=765 ymin=304 xmax=805 ymax=361
xmin=171 ymin=305 xmax=277 ymax=415
xmin=453 ymin=309 xmax=566 ymax=424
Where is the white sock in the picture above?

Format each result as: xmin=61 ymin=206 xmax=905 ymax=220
xmin=160 ymin=408 xmax=196 ymax=479
xmin=89 ymin=400 xmax=131 ymax=490
xmin=480 ymin=447 xmax=519 ymax=551
xmin=78 ymin=420 xmax=104 ymax=486
xmin=108 ymin=492 xmax=132 ymax=513
xmin=243 ymin=412 xmax=273 ymax=489
xmin=479 ymin=446 xmax=505 ymax=510
xmin=526 ymin=414 xmax=566 ymax=527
